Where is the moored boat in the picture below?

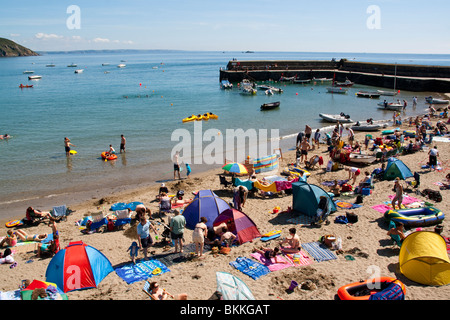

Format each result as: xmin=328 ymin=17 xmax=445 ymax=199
xmin=351 ymin=124 xmax=382 ymax=131
xmin=313 ymin=77 xmax=333 ymax=82
xmin=349 ymin=153 xmax=376 ymax=164
xmin=335 ymin=79 xmax=354 ymax=87
xmin=117 ymin=64 xmax=126 ymax=68
xmin=23 ymin=70 xmax=34 ymax=74
xmin=319 ymin=113 xmax=353 ymax=123
xmin=19 ymin=84 xmax=33 ymax=88
xmin=67 ymin=63 xmax=77 ymax=67
xmin=356 ymin=91 xmax=380 ymax=98
xmin=326 ymin=87 xmax=348 ymax=94
xmin=260 ymin=101 xmax=280 ymax=110
xmin=220 ymin=79 xmax=233 ymax=89
xmin=28 ymin=75 xmax=42 ymax=80
xmin=425 ymin=96 xmax=449 ymax=104
xmin=377 ymin=101 xmax=403 ymax=111
xmin=74 ymin=69 xmax=84 ymax=73
xmin=377 ymin=90 xmax=398 ymax=96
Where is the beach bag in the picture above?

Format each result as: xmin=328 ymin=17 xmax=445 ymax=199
xmin=335 ymin=216 xmax=348 ymax=224
xmin=346 ymin=212 xmax=358 ymax=223
xmin=219 ymin=247 xmax=231 ymax=255
xmin=107 ymin=219 xmax=115 ymax=231
xmin=341 ymin=184 xmax=353 ymax=192
xmin=321 ymin=235 xmax=336 ymax=248
xmin=421 ymin=189 xmax=442 ymax=202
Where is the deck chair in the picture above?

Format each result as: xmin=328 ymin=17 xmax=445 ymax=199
xmin=219 ymin=175 xmax=232 ymax=189
xmin=87 ymin=211 xmax=107 ymax=232
xmin=159 ymin=198 xmax=172 ymax=217
xmin=50 ymin=205 xmax=69 ymax=222
xmin=305 ymin=155 xmax=320 ymax=170
xmin=142 ymin=281 xmax=156 ymax=300
xmin=114 ymin=209 xmax=132 ymax=229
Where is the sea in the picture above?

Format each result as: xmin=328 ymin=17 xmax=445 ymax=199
xmin=1 ymin=50 xmax=449 ymax=219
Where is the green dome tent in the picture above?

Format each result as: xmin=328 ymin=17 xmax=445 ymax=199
xmin=384 ymin=157 xmax=413 ymax=180
xmin=292 ymin=181 xmax=337 ymax=217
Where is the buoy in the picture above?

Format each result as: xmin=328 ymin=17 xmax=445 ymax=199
xmin=296 ymin=93 xmax=298 ymax=95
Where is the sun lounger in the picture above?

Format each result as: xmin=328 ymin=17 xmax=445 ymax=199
xmin=114 ymin=209 xmax=131 ymax=228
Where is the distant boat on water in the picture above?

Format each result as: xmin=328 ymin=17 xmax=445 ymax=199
xmin=46 ymin=64 xmax=55 ymax=67
xmin=260 ymin=101 xmax=280 ymax=110
xmin=23 ymin=70 xmax=34 ymax=74
xmin=67 ymin=63 xmax=77 ymax=67
xmin=220 ymin=79 xmax=233 ymax=89
xmin=28 ymin=75 xmax=42 ymax=80
xmin=117 ymin=64 xmax=126 ymax=68
xmin=74 ymin=69 xmax=84 ymax=73
xmin=326 ymin=87 xmax=348 ymax=94
xmin=102 ymin=63 xmax=110 ymax=66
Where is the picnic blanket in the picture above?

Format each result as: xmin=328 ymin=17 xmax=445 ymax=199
xmin=114 ymin=259 xmax=170 ymax=284
xmin=284 ymin=251 xmax=314 ymax=267
xmin=250 ymin=252 xmax=292 ymax=271
xmin=301 ymin=242 xmax=337 ymax=262
xmin=229 ymin=257 xmax=271 ymax=280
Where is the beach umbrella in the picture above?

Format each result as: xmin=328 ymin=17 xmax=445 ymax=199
xmin=216 ymin=271 xmax=255 ymax=300
xmin=222 ymin=163 xmax=248 ymax=175
xmin=45 ymin=241 xmax=113 ymax=293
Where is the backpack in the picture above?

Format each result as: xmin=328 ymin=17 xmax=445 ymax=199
xmin=421 ymin=189 xmax=442 ymax=202
xmin=346 ymin=212 xmax=358 ymax=223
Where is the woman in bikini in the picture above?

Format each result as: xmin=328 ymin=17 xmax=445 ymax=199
xmin=15 ymin=230 xmax=48 ymax=242
xmin=0 ymin=230 xmax=17 ymax=247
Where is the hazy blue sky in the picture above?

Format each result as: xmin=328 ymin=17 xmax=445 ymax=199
xmin=1 ymin=0 xmax=449 ymax=53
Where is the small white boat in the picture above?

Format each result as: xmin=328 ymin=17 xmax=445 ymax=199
xmin=351 ymin=124 xmax=382 ymax=131
xmin=279 ymin=76 xmax=295 ymax=82
xmin=257 ymin=84 xmax=283 ymax=93
xmin=240 ymin=87 xmax=257 ymax=95
xmin=335 ymin=80 xmax=354 ymax=87
xmin=425 ymin=96 xmax=449 ymax=104
xmin=152 ymin=66 xmax=158 ymax=69
xmin=326 ymin=87 xmax=348 ymax=94
xmin=23 ymin=70 xmax=34 ymax=74
xmin=313 ymin=77 xmax=333 ymax=82
xmin=377 ymin=90 xmax=398 ymax=96
xmin=117 ymin=64 xmax=126 ymax=68
xmin=221 ymin=79 xmax=233 ymax=89
xmin=356 ymin=91 xmax=380 ymax=98
xmin=319 ymin=113 xmax=353 ymax=123
xmin=293 ymin=79 xmax=311 ymax=84
xmin=377 ymin=101 xmax=403 ymax=111
xmin=28 ymin=75 xmax=42 ymax=80
xmin=74 ymin=69 xmax=84 ymax=73
xmin=349 ymin=153 xmax=376 ymax=164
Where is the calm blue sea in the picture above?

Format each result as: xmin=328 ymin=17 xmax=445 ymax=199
xmin=0 ymin=50 xmax=448 ymax=218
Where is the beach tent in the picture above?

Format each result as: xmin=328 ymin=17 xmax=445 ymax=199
xmin=45 ymin=241 xmax=114 ymax=293
xmin=399 ymin=231 xmax=450 ymax=286
xmin=216 ymin=272 xmax=255 ymax=300
xmin=213 ymin=208 xmax=261 ymax=244
xmin=182 ymin=189 xmax=230 ymax=230
xmin=383 ymin=157 xmax=413 ymax=180
xmin=292 ymin=181 xmax=337 ymax=217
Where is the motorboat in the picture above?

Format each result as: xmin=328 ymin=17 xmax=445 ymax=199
xmin=377 ymin=101 xmax=403 ymax=111
xmin=19 ymin=84 xmax=33 ymax=88
xmin=74 ymin=69 xmax=84 ymax=73
xmin=260 ymin=101 xmax=280 ymax=110
xmin=293 ymin=79 xmax=311 ymax=84
xmin=240 ymin=86 xmax=257 ymax=95
xmin=46 ymin=63 xmax=55 ymax=67
xmin=425 ymin=96 xmax=449 ymax=104
xmin=67 ymin=63 xmax=77 ymax=67
xmin=319 ymin=113 xmax=353 ymax=123
xmin=335 ymin=79 xmax=354 ymax=87
xmin=351 ymin=123 xmax=382 ymax=131
xmin=356 ymin=91 xmax=380 ymax=98
xmin=349 ymin=153 xmax=376 ymax=164
xmin=220 ymin=79 xmax=233 ymax=89
xmin=313 ymin=77 xmax=333 ymax=82
xmin=28 ymin=75 xmax=42 ymax=80
xmin=23 ymin=70 xmax=34 ymax=74
xmin=377 ymin=90 xmax=398 ymax=96
xmin=279 ymin=76 xmax=295 ymax=82
xmin=257 ymin=84 xmax=283 ymax=93
xmin=117 ymin=64 xmax=126 ymax=68
xmin=102 ymin=63 xmax=110 ymax=66
xmin=326 ymin=87 xmax=348 ymax=94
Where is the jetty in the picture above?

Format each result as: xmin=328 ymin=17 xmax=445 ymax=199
xmin=219 ymin=59 xmax=450 ymax=92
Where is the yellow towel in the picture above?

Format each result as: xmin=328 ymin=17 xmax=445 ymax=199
xmin=253 ymin=180 xmax=278 ymax=193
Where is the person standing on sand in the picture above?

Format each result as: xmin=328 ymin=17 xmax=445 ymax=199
xmin=391 ymin=177 xmax=403 ymax=210
xmin=346 ymin=127 xmax=355 ymax=147
xmin=299 ymin=138 xmax=311 ymax=164
xmin=64 ymin=137 xmax=76 ymax=156
xmin=428 ymin=146 xmax=439 ymax=171
xmin=173 ymin=151 xmax=181 ymax=180
xmin=169 ymin=210 xmax=186 ymax=253
xmin=304 ymin=125 xmax=312 ymax=143
xmin=120 ymin=134 xmax=126 ymax=153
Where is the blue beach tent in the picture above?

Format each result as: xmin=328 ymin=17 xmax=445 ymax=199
xmin=292 ymin=181 xmax=337 ymax=217
xmin=384 ymin=157 xmax=413 ymax=180
xmin=182 ymin=190 xmax=230 ymax=230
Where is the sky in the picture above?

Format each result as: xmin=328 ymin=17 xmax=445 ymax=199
xmin=1 ymin=0 xmax=450 ymax=54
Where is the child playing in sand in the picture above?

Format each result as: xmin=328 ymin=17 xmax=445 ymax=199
xmin=220 ymin=226 xmax=236 ymax=247
xmin=127 ymin=241 xmax=139 ymax=264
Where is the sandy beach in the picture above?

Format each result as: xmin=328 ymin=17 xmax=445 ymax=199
xmin=1 ymin=115 xmax=449 ymax=303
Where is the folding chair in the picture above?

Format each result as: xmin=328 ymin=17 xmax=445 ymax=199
xmin=305 ymin=155 xmax=320 ymax=170
xmin=219 ymin=175 xmax=232 ymax=189
xmin=87 ymin=211 xmax=107 ymax=232
xmin=142 ymin=281 xmax=156 ymax=300
xmin=114 ymin=209 xmax=132 ymax=229
xmin=50 ymin=205 xmax=69 ymax=222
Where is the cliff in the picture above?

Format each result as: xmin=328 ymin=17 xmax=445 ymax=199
xmin=0 ymin=38 xmax=39 ymax=57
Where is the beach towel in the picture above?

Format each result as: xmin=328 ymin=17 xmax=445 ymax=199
xmin=387 ymin=194 xmax=421 ymax=205
xmin=250 ymin=252 xmax=292 ymax=271
xmin=229 ymin=257 xmax=271 ymax=280
xmin=253 ymin=180 xmax=278 ymax=193
xmin=284 ymin=251 xmax=313 ymax=267
xmin=114 ymin=259 xmax=170 ymax=284
xmin=321 ymin=180 xmax=348 ymax=187
xmin=335 ymin=201 xmax=362 ymax=210
xmin=301 ymin=242 xmax=337 ymax=262
xmin=275 ymin=178 xmax=299 ymax=192
xmin=234 ymin=178 xmax=254 ymax=191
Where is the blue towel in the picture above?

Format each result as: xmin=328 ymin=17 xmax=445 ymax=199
xmin=114 ymin=259 xmax=170 ymax=284
xmin=229 ymin=257 xmax=270 ymax=280
xmin=301 ymin=242 xmax=337 ymax=262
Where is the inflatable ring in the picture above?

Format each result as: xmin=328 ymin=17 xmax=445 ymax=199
xmin=152 ymin=267 xmax=162 ymax=275
xmin=101 ymin=152 xmax=117 ymax=161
